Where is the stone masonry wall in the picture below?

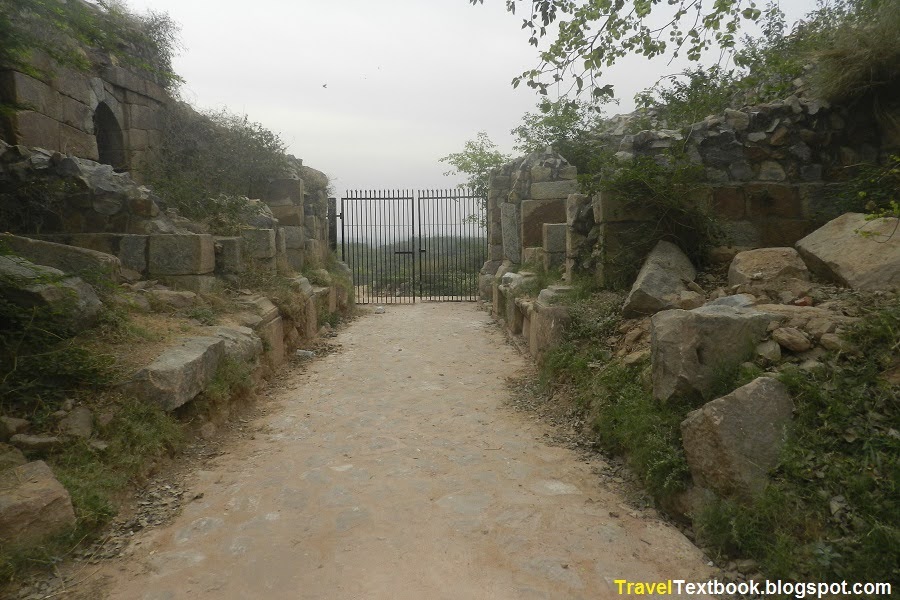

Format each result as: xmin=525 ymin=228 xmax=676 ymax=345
xmin=0 ymin=50 xmax=168 ymax=182
xmin=568 ymin=94 xmax=899 ymax=287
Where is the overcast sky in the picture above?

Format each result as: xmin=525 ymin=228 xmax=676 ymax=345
xmin=126 ymin=0 xmax=816 ymax=194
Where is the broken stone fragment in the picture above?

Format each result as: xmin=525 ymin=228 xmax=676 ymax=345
xmin=772 ymin=327 xmax=812 ymax=352
xmin=0 ymin=461 xmax=76 ymax=545
xmin=681 ymin=377 xmax=793 ymax=497
xmin=623 ymin=241 xmax=697 ymax=318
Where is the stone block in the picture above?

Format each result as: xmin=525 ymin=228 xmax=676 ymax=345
xmin=760 ymin=219 xmax=815 ymax=248
xmin=558 ymin=165 xmax=578 ymax=180
xmin=286 ymin=248 xmax=306 ymax=272
xmin=205 ymin=326 xmax=263 ymax=364
xmin=9 ymin=111 xmax=59 ymax=150
xmin=126 ymin=103 xmax=162 ymax=130
xmin=712 ymin=187 xmax=746 ymax=220
xmin=530 ymin=180 xmax=579 ymax=200
xmin=542 ymin=223 xmax=567 ymax=254
xmin=280 ymin=226 xmax=307 ymax=250
xmin=59 ymin=95 xmax=92 ymax=132
xmin=745 ymin=184 xmax=802 ymax=219
xmin=274 ymin=227 xmax=287 ymax=257
xmin=651 ymin=305 xmax=776 ymax=402
xmin=214 ymin=236 xmax=243 ymax=275
xmin=265 ymin=178 xmax=304 ymax=206
xmin=241 ymin=229 xmax=276 ymax=260
xmin=721 ymin=220 xmax=762 ymax=248
xmin=269 ymin=204 xmax=303 ymax=226
xmin=521 ymin=198 xmax=566 ymax=248
xmin=522 ymin=247 xmax=544 ymax=266
xmin=727 ymin=247 xmax=810 ymax=286
xmin=53 ymin=67 xmax=93 ymax=105
xmin=499 ymin=202 xmax=521 ymax=264
xmin=127 ymin=128 xmax=149 ymax=151
xmin=681 ymin=377 xmax=793 ymax=497
xmin=592 ymin=191 xmax=655 ymax=223
xmin=0 ymin=234 xmax=122 ymax=280
xmin=528 ymin=301 xmax=569 ymax=362
xmin=45 ymin=233 xmax=145 ymax=273
xmin=237 ymin=295 xmax=280 ymax=325
xmin=0 ymin=71 xmax=61 ymax=119
xmin=0 ymin=256 xmax=103 ymax=330
xmin=124 ymin=337 xmax=225 ymax=411
xmin=0 ymin=461 xmax=76 ymax=546
xmin=796 ymin=213 xmax=900 ymax=291
xmin=148 ymin=234 xmax=215 ymax=275
xmin=544 ymin=251 xmax=565 ymax=272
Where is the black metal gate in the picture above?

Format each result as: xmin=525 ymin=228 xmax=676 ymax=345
xmin=339 ymin=189 xmax=486 ymax=304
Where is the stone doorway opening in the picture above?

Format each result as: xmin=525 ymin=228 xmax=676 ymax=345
xmin=93 ymin=102 xmax=127 ymax=171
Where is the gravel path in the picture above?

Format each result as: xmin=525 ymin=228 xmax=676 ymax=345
xmin=83 ymin=303 xmax=714 ymax=599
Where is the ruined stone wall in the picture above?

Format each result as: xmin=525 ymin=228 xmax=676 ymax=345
xmin=481 ymin=150 xmax=578 ymax=294
xmin=566 ymin=94 xmax=899 ymax=287
xmin=0 ymin=142 xmax=337 ymax=291
xmin=0 ymin=51 xmax=168 ymax=182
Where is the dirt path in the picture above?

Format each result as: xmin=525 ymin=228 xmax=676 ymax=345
xmin=84 ymin=303 xmax=714 ymax=599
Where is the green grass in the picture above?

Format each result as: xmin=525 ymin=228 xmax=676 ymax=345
xmin=0 ymin=397 xmax=184 ymax=584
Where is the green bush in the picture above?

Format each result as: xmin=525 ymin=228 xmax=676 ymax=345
xmin=811 ymin=0 xmax=900 ymax=107
xmin=0 ymin=0 xmax=182 ymax=89
xmin=145 ymin=103 xmax=289 ymax=233
xmin=590 ymin=155 xmax=722 ymax=287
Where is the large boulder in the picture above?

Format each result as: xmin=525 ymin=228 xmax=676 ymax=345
xmin=623 ymin=241 xmax=701 ymax=318
xmin=0 ymin=149 xmax=177 ymax=235
xmin=0 ymin=255 xmax=103 ymax=331
xmin=796 ymin=213 xmax=900 ymax=290
xmin=727 ymin=247 xmax=810 ymax=286
xmin=123 ymin=337 xmax=225 ymax=411
xmin=651 ymin=305 xmax=776 ymax=402
xmin=0 ymin=461 xmax=76 ymax=546
xmin=681 ymin=377 xmax=793 ymax=497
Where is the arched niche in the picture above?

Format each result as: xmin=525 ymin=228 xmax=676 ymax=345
xmin=93 ymin=102 xmax=127 ymax=171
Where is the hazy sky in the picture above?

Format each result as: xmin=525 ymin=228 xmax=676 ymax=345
xmin=125 ymin=0 xmax=816 ymax=194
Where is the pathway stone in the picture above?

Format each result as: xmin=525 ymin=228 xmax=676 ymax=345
xmin=81 ymin=304 xmax=714 ymax=599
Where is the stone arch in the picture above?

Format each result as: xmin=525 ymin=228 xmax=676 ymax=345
xmin=93 ymin=102 xmax=127 ymax=171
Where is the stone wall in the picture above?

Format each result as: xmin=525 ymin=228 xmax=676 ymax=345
xmin=0 ymin=50 xmax=168 ymax=182
xmin=1 ymin=143 xmax=338 ymax=292
xmin=563 ymin=94 xmax=898 ymax=288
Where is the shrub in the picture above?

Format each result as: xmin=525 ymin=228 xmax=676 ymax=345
xmin=590 ymin=155 xmax=722 ymax=287
xmin=144 ymin=103 xmax=289 ymax=233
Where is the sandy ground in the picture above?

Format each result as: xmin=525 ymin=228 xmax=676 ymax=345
xmin=78 ymin=303 xmax=715 ymax=599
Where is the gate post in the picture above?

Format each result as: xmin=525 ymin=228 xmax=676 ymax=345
xmin=327 ymin=197 xmax=338 ymax=253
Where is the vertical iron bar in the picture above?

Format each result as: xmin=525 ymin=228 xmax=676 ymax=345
xmin=408 ymin=190 xmax=414 ymax=304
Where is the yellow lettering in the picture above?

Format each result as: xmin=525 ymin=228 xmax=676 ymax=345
xmin=614 ymin=579 xmax=627 ymax=594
